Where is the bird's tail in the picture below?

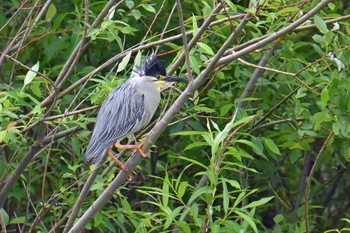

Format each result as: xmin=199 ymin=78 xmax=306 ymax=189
xmin=85 ymin=142 xmax=108 ymax=164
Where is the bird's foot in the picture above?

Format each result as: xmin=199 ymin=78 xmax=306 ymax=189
xmin=114 ymin=141 xmax=148 ymax=158
xmin=108 ymin=148 xmax=135 ymax=181
xmin=108 ymin=148 xmax=126 ymax=170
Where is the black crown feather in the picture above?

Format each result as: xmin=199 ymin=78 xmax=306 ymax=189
xmin=132 ymin=55 xmax=167 ymax=77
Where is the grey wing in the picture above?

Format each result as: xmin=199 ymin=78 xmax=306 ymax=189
xmin=85 ymin=84 xmax=145 ymax=163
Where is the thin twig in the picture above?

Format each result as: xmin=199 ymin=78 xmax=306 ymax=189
xmin=304 ymin=131 xmax=334 ymax=233
xmin=176 ymin=0 xmax=193 ymax=82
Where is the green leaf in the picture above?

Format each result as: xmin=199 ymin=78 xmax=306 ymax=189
xmin=0 ymin=208 xmax=9 ymax=225
xmin=312 ymin=34 xmax=326 ymax=44
xmin=220 ymin=103 xmax=234 ymax=117
xmin=0 ymin=131 xmax=7 ymax=143
xmin=30 ymin=82 xmax=42 ymax=97
xmin=273 ymin=214 xmax=284 ymax=224
xmin=90 ymin=183 xmax=104 ymax=191
xmin=175 ymin=156 xmax=207 ymax=170
xmin=107 ymin=7 xmax=116 ymax=20
xmin=236 ymin=139 xmax=265 ymax=159
xmin=248 ymin=138 xmax=264 ymax=159
xmin=188 ymin=186 xmax=212 ymax=204
xmin=295 ymin=87 xmax=307 ymax=98
xmin=276 ymin=7 xmax=300 ymax=16
xmin=212 ymin=110 xmax=238 ymax=156
xmin=184 ymin=141 xmax=209 ymax=151
xmin=177 ymin=181 xmax=188 ymax=199
xmin=234 ymin=210 xmax=258 ymax=233
xmin=45 ymin=3 xmax=57 ymax=22
xmin=131 ymin=9 xmax=141 ymax=20
xmin=197 ymin=42 xmax=214 ymax=55
xmin=134 ymin=50 xmax=142 ymax=67
xmin=332 ymin=121 xmax=340 ymax=135
xmin=320 ymin=88 xmax=329 ymax=109
xmin=126 ymin=0 xmax=134 ymax=9
xmin=9 ymin=216 xmax=26 ymax=224
xmin=328 ymin=2 xmax=335 ymax=10
xmin=314 ymin=15 xmax=328 ymax=34
xmin=222 ymin=178 xmax=241 ymax=190
xmin=222 ymin=179 xmax=229 ymax=214
xmin=117 ymin=51 xmax=132 ymax=73
xmin=62 ymin=172 xmax=76 ymax=179
xmin=176 ymin=221 xmax=191 ymax=233
xmin=141 ymin=3 xmax=156 ymax=13
xmin=263 ymin=138 xmax=281 ymax=156
xmin=164 ymin=206 xmax=183 ymax=230
xmin=223 ymin=220 xmax=242 ymax=232
xmin=194 ymin=105 xmax=215 ymax=113
xmin=23 ymin=61 xmax=40 ymax=88
xmin=311 ymin=111 xmax=332 ymax=130
xmin=189 ymin=54 xmax=200 ymax=74
xmin=172 ymin=131 xmax=205 ymax=136
xmin=243 ymin=196 xmax=274 ymax=209
xmin=192 ymin=15 xmax=198 ymax=36
xmin=162 ymin=173 xmax=170 ymax=207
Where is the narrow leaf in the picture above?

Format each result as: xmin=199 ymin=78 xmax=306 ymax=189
xmin=184 ymin=141 xmax=209 ymax=151
xmin=222 ymin=179 xmax=229 ymax=214
xmin=188 ymin=186 xmax=212 ymax=204
xmin=235 ymin=210 xmax=258 ymax=233
xmin=242 ymin=196 xmax=274 ymax=209
xmin=164 ymin=206 xmax=183 ymax=230
xmin=320 ymin=88 xmax=329 ymax=109
xmin=117 ymin=51 xmax=132 ymax=73
xmin=23 ymin=61 xmax=40 ymax=87
xmin=192 ymin=15 xmax=198 ymax=36
xmin=162 ymin=173 xmax=170 ymax=207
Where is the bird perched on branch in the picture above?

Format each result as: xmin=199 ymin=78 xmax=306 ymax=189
xmin=85 ymin=55 xmax=185 ymax=168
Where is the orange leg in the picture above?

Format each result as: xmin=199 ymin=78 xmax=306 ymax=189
xmin=108 ymin=148 xmax=125 ymax=170
xmin=114 ymin=141 xmax=148 ymax=158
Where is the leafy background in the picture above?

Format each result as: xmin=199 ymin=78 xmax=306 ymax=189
xmin=0 ymin=0 xmax=350 ymax=232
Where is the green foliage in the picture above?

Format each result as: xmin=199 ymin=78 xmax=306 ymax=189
xmin=0 ymin=0 xmax=350 ymax=232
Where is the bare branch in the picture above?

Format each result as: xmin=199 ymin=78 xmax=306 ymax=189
xmin=304 ymin=131 xmax=334 ymax=233
xmin=176 ymin=0 xmax=193 ymax=82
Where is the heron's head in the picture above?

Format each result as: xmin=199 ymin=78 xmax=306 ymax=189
xmin=131 ymin=55 xmax=186 ymax=90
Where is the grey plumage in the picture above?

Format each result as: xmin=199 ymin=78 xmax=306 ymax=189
xmin=86 ymin=55 xmax=185 ymax=164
